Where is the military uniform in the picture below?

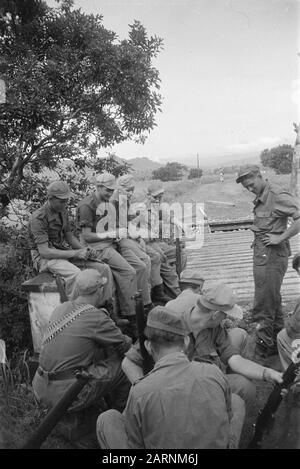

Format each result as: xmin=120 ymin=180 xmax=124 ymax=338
xmin=97 ymin=307 xmax=232 ymax=449
xmin=250 ymin=182 xmax=299 ymax=348
xmin=28 ymin=200 xmax=113 ymax=300
xmin=32 ymin=300 xmax=131 ymax=412
xmin=111 ymin=185 xmax=152 ymax=306
xmin=77 ymin=191 xmax=138 ymax=317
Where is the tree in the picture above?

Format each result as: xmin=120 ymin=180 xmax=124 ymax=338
xmin=0 ymin=0 xmax=163 ymax=216
xmin=152 ymin=162 xmax=186 ymax=182
xmin=260 ymin=145 xmax=293 ymax=174
xmin=188 ymin=168 xmax=203 ymax=179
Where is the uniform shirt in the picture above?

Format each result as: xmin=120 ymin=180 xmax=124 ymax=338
xmin=191 ymin=325 xmax=239 ymax=371
xmin=28 ymin=201 xmax=71 ymax=263
xmin=285 ymin=299 xmax=300 ymax=340
xmin=34 ymin=300 xmax=131 ymax=408
xmin=123 ymin=352 xmax=231 ymax=449
xmin=77 ymin=192 xmax=115 ymax=250
xmin=252 ymin=182 xmax=300 ymax=235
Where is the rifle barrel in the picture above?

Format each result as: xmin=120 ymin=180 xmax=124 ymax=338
xmin=22 ymin=375 xmax=89 ymax=449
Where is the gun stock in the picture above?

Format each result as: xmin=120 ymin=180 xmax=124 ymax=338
xmin=248 ymin=359 xmax=300 ymax=449
xmin=134 ymin=291 xmax=154 ymax=375
xmin=22 ymin=372 xmax=89 ymax=449
xmin=54 ymin=274 xmax=69 ymax=303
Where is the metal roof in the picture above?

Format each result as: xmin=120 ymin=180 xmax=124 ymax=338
xmin=185 ymin=229 xmax=300 ymax=303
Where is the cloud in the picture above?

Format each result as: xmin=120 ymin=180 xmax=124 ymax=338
xmin=227 ymin=137 xmax=287 ymax=153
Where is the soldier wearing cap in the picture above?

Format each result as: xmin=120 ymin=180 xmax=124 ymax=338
xmin=32 ymin=269 xmax=131 ymax=413
xmin=28 ymin=180 xmax=113 ymax=300
xmin=121 ymin=282 xmax=283 ymax=411
xmin=165 ymin=269 xmax=205 ymax=313
xmin=77 ymin=172 xmax=145 ymax=319
xmin=236 ymin=165 xmax=300 ymax=357
xmin=110 ymin=174 xmax=156 ymax=309
xmin=143 ymin=185 xmax=186 ymax=299
xmin=97 ymin=305 xmax=241 ymax=449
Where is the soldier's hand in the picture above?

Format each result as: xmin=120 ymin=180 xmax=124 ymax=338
xmin=76 ymin=247 xmax=90 ymax=260
xmin=87 ymin=247 xmax=98 ymax=260
xmin=261 ymin=234 xmax=283 ymax=246
xmin=263 ymin=368 xmax=283 ymax=384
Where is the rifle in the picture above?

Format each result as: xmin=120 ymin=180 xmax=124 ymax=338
xmin=248 ymin=342 xmax=300 ymax=449
xmin=175 ymin=237 xmax=182 ymax=276
xmin=134 ymin=291 xmax=154 ymax=375
xmin=22 ymin=370 xmax=90 ymax=449
xmin=53 ymin=273 xmax=68 ymax=303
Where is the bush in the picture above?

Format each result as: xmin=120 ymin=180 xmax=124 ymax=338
xmin=188 ymin=168 xmax=203 ymax=179
xmin=0 ymin=224 xmax=34 ymax=358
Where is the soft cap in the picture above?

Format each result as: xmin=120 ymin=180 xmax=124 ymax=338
xmin=75 ymin=269 xmax=107 ymax=296
xmin=47 ymin=180 xmax=73 ymax=199
xmin=198 ymin=282 xmax=243 ymax=320
xmin=147 ymin=306 xmax=186 ymax=336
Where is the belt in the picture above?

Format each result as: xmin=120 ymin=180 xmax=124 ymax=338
xmin=37 ymin=366 xmax=81 ymax=381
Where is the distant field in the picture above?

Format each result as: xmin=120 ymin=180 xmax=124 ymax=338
xmin=135 ymin=170 xmax=291 ymax=221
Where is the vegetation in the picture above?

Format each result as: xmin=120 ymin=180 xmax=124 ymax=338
xmin=0 ymin=0 xmax=163 ymax=217
xmin=188 ymin=168 xmax=203 ymax=179
xmin=260 ymin=144 xmax=293 ymax=174
xmin=152 ymin=161 xmax=187 ymax=181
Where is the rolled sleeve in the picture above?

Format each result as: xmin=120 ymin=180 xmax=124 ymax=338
xmin=30 ymin=215 xmax=49 ymax=245
xmin=78 ymin=204 xmax=94 ymax=229
xmin=214 ymin=327 xmax=240 ymax=365
xmin=124 ymin=341 xmax=143 ymax=368
xmin=273 ymin=191 xmax=300 ymax=220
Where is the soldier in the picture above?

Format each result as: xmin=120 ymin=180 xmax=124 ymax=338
xmin=121 ymin=283 xmax=283 ymax=410
xmin=32 ymin=269 xmax=132 ymax=413
xmin=236 ymin=165 xmax=300 ymax=358
xmin=146 ymin=185 xmax=186 ymax=298
xmin=77 ymin=172 xmax=140 ymax=319
xmin=166 ymin=268 xmax=205 ymax=312
xmin=111 ymin=174 xmax=154 ymax=308
xmin=97 ymin=306 xmax=243 ymax=449
xmin=277 ymin=252 xmax=300 ymax=372
xmin=28 ymin=180 xmax=113 ymax=301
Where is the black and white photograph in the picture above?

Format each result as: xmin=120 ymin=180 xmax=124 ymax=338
xmin=0 ymin=0 xmax=299 ymax=453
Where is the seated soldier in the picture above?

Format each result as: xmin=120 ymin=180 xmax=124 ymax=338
xmin=110 ymin=174 xmax=157 ymax=308
xmin=112 ymin=175 xmax=171 ymax=305
xmin=32 ymin=269 xmax=132 ymax=413
xmin=122 ymin=282 xmax=283 ymax=410
xmin=166 ymin=268 xmax=205 ymax=311
xmin=28 ymin=180 xmax=113 ymax=301
xmin=76 ymin=172 xmax=140 ymax=320
xmin=277 ymin=252 xmax=300 ymax=373
xmin=97 ymin=306 xmax=245 ymax=449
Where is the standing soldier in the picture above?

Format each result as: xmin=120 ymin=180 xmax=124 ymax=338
xmin=236 ymin=165 xmax=300 ymax=358
xmin=28 ymin=180 xmax=113 ymax=301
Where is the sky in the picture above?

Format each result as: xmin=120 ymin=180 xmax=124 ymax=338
xmin=46 ymin=0 xmax=300 ymax=166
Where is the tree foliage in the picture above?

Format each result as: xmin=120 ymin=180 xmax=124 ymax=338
xmin=188 ymin=168 xmax=203 ymax=179
xmin=0 ymin=0 xmax=163 ymax=215
xmin=260 ymin=144 xmax=293 ymax=174
xmin=152 ymin=162 xmax=187 ymax=182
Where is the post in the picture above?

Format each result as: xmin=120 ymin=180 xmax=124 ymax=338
xmin=290 ymin=123 xmax=300 ymax=198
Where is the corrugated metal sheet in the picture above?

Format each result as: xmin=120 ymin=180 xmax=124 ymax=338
xmin=185 ymin=230 xmax=300 ymax=303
